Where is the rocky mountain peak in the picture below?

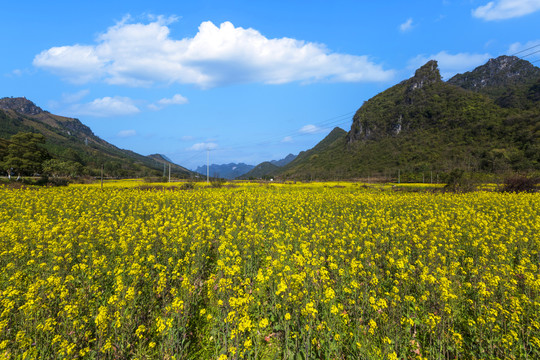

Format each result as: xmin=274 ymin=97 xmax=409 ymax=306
xmin=0 ymin=97 xmax=44 ymax=115
xmin=409 ymin=60 xmax=442 ymax=91
xmin=447 ymin=55 xmax=540 ymax=91
xmin=483 ymin=55 xmax=529 ymax=77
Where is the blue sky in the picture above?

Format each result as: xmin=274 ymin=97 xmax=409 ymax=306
xmin=2 ymin=0 xmax=540 ymax=169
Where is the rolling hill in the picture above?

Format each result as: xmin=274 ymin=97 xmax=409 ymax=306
xmin=0 ymin=97 xmax=193 ymax=178
xmin=237 ymin=153 xmax=297 ymax=180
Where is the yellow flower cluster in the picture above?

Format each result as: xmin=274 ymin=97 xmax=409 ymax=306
xmin=0 ymin=183 xmax=538 ymax=359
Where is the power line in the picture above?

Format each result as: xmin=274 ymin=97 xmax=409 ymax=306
xmin=521 ymin=49 xmax=540 ymax=59
xmin=218 ymin=110 xmax=355 ymax=152
xmin=166 ymin=109 xmax=356 ymax=170
xmin=170 ymin=42 xmax=540 ymax=167
xmin=169 ymin=110 xmax=355 ymax=158
xmin=511 ymin=43 xmax=540 ymax=56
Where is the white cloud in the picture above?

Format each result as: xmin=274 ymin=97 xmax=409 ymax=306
xmin=149 ymin=93 xmax=189 ymax=110
xmin=188 ymin=142 xmax=218 ymax=151
xmin=299 ymin=124 xmax=325 ymax=134
xmin=472 ymin=0 xmax=540 ymax=20
xmin=117 ymin=129 xmax=137 ymax=137
xmin=33 ymin=16 xmax=394 ymax=88
xmin=399 ymin=18 xmax=414 ymax=32
xmin=33 ymin=45 xmax=106 ymax=83
xmin=158 ymin=94 xmax=188 ymax=105
xmin=409 ymin=51 xmax=491 ymax=79
xmin=69 ymin=96 xmax=140 ymax=117
xmin=281 ymin=136 xmax=293 ymax=143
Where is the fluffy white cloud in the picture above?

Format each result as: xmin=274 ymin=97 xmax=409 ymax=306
xmin=33 ymin=17 xmax=394 ymax=88
xmin=149 ymin=94 xmax=189 ymax=110
xmin=34 ymin=45 xmax=106 ymax=83
xmin=399 ymin=18 xmax=414 ymax=32
xmin=188 ymin=142 xmax=218 ymax=151
xmin=299 ymin=124 xmax=325 ymax=134
xmin=117 ymin=129 xmax=137 ymax=137
xmin=472 ymin=0 xmax=540 ymax=20
xmin=281 ymin=136 xmax=293 ymax=143
xmin=158 ymin=94 xmax=188 ymax=105
xmin=409 ymin=51 xmax=491 ymax=79
xmin=69 ymin=96 xmax=140 ymax=117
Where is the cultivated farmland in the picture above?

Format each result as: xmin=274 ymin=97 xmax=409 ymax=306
xmin=0 ymin=183 xmax=538 ymax=359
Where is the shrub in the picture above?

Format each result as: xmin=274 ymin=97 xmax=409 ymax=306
xmin=443 ymin=169 xmax=477 ymax=193
xmin=500 ymin=174 xmax=539 ymax=193
xmin=180 ymin=182 xmax=195 ymax=190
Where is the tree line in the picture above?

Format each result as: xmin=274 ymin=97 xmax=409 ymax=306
xmin=0 ymin=132 xmax=83 ymax=179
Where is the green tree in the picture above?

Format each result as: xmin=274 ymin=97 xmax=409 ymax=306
xmin=1 ymin=132 xmax=49 ymax=178
xmin=42 ymin=159 xmax=84 ymax=178
xmin=0 ymin=140 xmax=8 ymax=162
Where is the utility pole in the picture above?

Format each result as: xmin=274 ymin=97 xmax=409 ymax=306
xmin=398 ymin=169 xmax=401 ymax=184
xmin=101 ymin=164 xmax=104 ymax=190
xmin=206 ymin=149 xmax=210 ymax=183
xmin=168 ymin=164 xmax=171 ymax=183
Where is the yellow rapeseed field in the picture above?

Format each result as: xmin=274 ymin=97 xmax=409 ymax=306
xmin=0 ymin=183 xmax=538 ymax=359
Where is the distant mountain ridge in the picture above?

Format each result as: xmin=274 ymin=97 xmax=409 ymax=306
xmin=236 ymin=153 xmax=298 ymax=179
xmin=270 ymin=153 xmax=297 ymax=167
xmin=0 ymin=97 xmax=194 ymax=178
xmin=198 ymin=154 xmax=298 ymax=180
xmin=195 ymin=163 xmax=255 ymax=180
xmin=240 ymin=129 xmax=345 ymax=180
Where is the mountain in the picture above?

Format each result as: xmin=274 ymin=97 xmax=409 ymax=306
xmin=273 ymin=56 xmax=540 ymax=181
xmin=275 ymin=127 xmax=348 ymax=180
xmin=195 ymin=163 xmax=255 ymax=180
xmin=149 ymin=153 xmax=174 ymax=164
xmin=448 ymin=55 xmax=540 ymax=109
xmin=448 ymin=55 xmax=540 ymax=95
xmin=238 ymin=162 xmax=280 ymax=180
xmin=147 ymin=154 xmax=193 ymax=177
xmin=0 ymin=97 xmax=194 ymax=178
xmin=270 ymin=153 xmax=297 ymax=167
xmin=242 ymin=127 xmax=347 ymax=181
xmin=239 ymin=153 xmax=298 ymax=179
